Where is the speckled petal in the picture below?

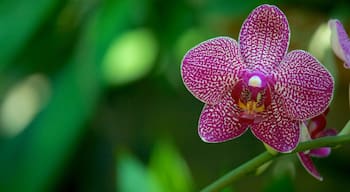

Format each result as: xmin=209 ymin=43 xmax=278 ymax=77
xmin=181 ymin=37 xmax=244 ymax=105
xmin=250 ymin=93 xmax=300 ymax=153
xmin=239 ymin=4 xmax=289 ymax=74
xmin=297 ymin=152 xmax=323 ymax=181
xmin=198 ymin=93 xmax=249 ymax=143
xmin=275 ymin=50 xmax=334 ymax=120
xmin=329 ymin=19 xmax=350 ymax=68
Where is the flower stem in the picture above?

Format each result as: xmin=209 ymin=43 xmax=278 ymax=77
xmin=200 ymin=134 xmax=350 ymax=192
xmin=201 ymin=151 xmax=275 ymax=192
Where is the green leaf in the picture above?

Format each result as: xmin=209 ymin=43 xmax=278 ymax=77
xmin=264 ymin=157 xmax=295 ymax=192
xmin=0 ymin=0 xmax=136 ymax=191
xmin=263 ymin=174 xmax=294 ymax=192
xmin=339 ymin=120 xmax=350 ymax=136
xmin=0 ymin=0 xmax=58 ymax=71
xmin=117 ymin=152 xmax=155 ymax=192
xmin=149 ymin=140 xmax=194 ymax=192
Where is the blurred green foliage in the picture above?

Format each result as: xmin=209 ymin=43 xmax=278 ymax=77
xmin=117 ymin=141 xmax=193 ymax=192
xmin=0 ymin=0 xmax=349 ymax=192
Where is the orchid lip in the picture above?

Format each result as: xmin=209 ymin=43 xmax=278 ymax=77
xmin=231 ymin=71 xmax=272 ymax=121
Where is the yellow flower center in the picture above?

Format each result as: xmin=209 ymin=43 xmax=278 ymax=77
xmin=231 ymin=73 xmax=272 ymax=120
xmin=238 ymin=100 xmax=265 ymax=115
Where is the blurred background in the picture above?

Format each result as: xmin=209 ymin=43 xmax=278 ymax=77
xmin=0 ymin=0 xmax=349 ymax=191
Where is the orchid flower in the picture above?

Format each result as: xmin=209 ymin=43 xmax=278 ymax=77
xmin=297 ymin=108 xmax=337 ymax=181
xmin=181 ymin=4 xmax=334 ymax=153
xmin=329 ymin=19 xmax=350 ymax=68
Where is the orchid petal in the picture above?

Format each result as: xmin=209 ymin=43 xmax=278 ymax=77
xmin=275 ymin=50 xmax=334 ymax=120
xmin=181 ymin=37 xmax=244 ymax=105
xmin=198 ymin=93 xmax=249 ymax=143
xmin=308 ymin=113 xmax=327 ymax=138
xmin=314 ymin=128 xmax=337 ymax=138
xmin=329 ymin=19 xmax=350 ymax=68
xmin=297 ymin=152 xmax=323 ymax=181
xmin=317 ymin=128 xmax=338 ymax=137
xmin=239 ymin=4 xmax=289 ymax=74
xmin=251 ymin=94 xmax=299 ymax=153
xmin=309 ymin=147 xmax=331 ymax=158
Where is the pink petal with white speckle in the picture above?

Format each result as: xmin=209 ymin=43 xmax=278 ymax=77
xmin=250 ymin=93 xmax=300 ymax=153
xmin=181 ymin=37 xmax=244 ymax=105
xmin=275 ymin=50 xmax=334 ymax=120
xmin=239 ymin=4 xmax=289 ymax=74
xmin=198 ymin=93 xmax=249 ymax=143
xmin=297 ymin=152 xmax=323 ymax=181
xmin=329 ymin=19 xmax=350 ymax=68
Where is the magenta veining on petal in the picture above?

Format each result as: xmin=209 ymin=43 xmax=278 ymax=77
xmin=297 ymin=108 xmax=337 ymax=181
xmin=181 ymin=4 xmax=334 ymax=153
xmin=329 ymin=19 xmax=350 ymax=68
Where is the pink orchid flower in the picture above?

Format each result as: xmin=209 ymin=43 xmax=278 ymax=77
xmin=329 ymin=19 xmax=350 ymax=68
xmin=181 ymin=4 xmax=334 ymax=153
xmin=297 ymin=108 xmax=337 ymax=181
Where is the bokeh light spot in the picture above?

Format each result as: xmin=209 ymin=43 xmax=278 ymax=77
xmin=102 ymin=29 xmax=158 ymax=86
xmin=0 ymin=74 xmax=51 ymax=137
xmin=308 ymin=23 xmax=331 ymax=61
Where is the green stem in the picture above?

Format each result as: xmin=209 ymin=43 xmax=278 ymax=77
xmin=201 ymin=134 xmax=350 ymax=192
